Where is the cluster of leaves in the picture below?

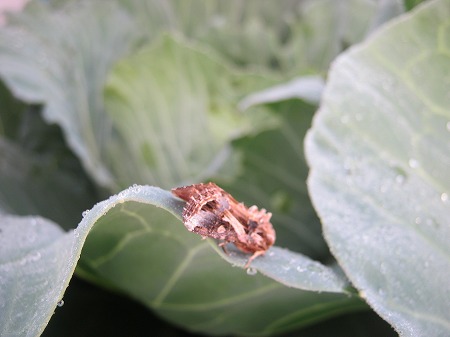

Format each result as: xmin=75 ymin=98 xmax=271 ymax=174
xmin=0 ymin=0 xmax=448 ymax=336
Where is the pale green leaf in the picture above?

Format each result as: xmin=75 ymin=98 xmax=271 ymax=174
xmin=0 ymin=185 xmax=364 ymax=336
xmin=77 ymin=185 xmax=359 ymax=335
xmin=218 ymin=245 xmax=349 ymax=293
xmin=0 ymin=1 xmax=139 ymax=188
xmin=366 ymin=0 xmax=405 ymax=36
xmin=125 ymin=0 xmax=394 ymax=75
xmin=292 ymin=0 xmax=380 ymax=72
xmin=306 ymin=0 xmax=450 ymax=335
xmin=238 ymin=76 xmax=325 ymax=110
xmin=0 ymin=215 xmax=75 ymax=337
xmin=104 ymin=35 xmax=277 ymax=189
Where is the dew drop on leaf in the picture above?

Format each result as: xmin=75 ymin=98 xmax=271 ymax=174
xmin=408 ymin=158 xmax=419 ymax=169
xmin=395 ymin=174 xmax=406 ymax=185
xmin=307 ymin=263 xmax=323 ymax=273
xmin=30 ymin=251 xmax=41 ymax=262
xmin=358 ymin=290 xmax=367 ymax=299
xmin=246 ymin=268 xmax=257 ymax=276
xmin=57 ymin=300 xmax=64 ymax=307
xmin=281 ymin=265 xmax=290 ymax=271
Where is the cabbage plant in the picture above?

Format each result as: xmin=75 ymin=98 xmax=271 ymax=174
xmin=0 ymin=0 xmax=448 ymax=336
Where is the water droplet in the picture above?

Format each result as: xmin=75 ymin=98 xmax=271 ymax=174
xmin=57 ymin=300 xmax=64 ymax=307
xmin=408 ymin=158 xmax=419 ymax=169
xmin=30 ymin=251 xmax=41 ymax=262
xmin=379 ymin=183 xmax=389 ymax=193
xmin=395 ymin=174 xmax=406 ymax=185
xmin=446 ymin=121 xmax=450 ymax=132
xmin=441 ymin=193 xmax=448 ymax=203
xmin=246 ymin=268 xmax=257 ymax=276
xmin=296 ymin=266 xmax=306 ymax=273
xmin=281 ymin=265 xmax=290 ymax=271
xmin=82 ymin=210 xmax=89 ymax=218
xmin=73 ymin=229 xmax=80 ymax=238
xmin=307 ymin=263 xmax=323 ymax=273
xmin=415 ymin=217 xmax=422 ymax=225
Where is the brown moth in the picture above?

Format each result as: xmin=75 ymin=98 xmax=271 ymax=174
xmin=172 ymin=182 xmax=275 ymax=268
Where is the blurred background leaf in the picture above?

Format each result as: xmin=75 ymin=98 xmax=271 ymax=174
xmin=0 ymin=83 xmax=97 ymax=228
xmin=104 ymin=34 xmax=277 ymax=190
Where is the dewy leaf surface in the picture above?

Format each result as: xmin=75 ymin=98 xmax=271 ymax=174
xmin=0 ymin=215 xmax=75 ymax=337
xmin=217 ymin=245 xmax=348 ymax=293
xmin=77 ymin=186 xmax=356 ymax=336
xmin=0 ymin=185 xmax=362 ymax=336
xmin=305 ymin=1 xmax=450 ymax=336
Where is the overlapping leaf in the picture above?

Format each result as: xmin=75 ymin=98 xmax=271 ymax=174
xmin=306 ymin=1 xmax=450 ymax=335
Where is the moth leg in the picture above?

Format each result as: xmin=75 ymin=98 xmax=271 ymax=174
xmin=218 ymin=241 xmax=229 ymax=255
xmin=244 ymin=250 xmax=265 ymax=269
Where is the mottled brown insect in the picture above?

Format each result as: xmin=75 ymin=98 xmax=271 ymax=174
xmin=172 ymin=182 xmax=275 ymax=268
